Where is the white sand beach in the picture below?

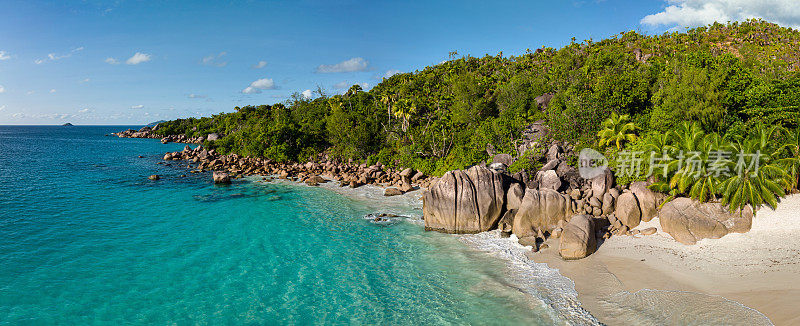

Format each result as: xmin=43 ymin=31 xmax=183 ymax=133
xmin=534 ymin=194 xmax=800 ymax=325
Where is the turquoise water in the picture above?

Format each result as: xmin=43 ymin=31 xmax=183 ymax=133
xmin=0 ymin=126 xmax=568 ymax=325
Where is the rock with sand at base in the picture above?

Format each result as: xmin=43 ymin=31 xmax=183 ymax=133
xmin=422 ymin=166 xmax=506 ymax=234
xmin=659 ymin=197 xmax=753 ymax=245
xmin=559 ymin=214 xmax=597 ymax=260
xmin=630 ymin=181 xmax=659 ymax=222
xmin=512 ymin=188 xmax=573 ymax=238
xmin=615 ymin=192 xmax=642 ymax=228
xmin=148 ymin=175 xmax=160 ymax=181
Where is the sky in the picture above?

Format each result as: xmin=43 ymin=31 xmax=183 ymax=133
xmin=1 ymin=0 xmax=799 ymax=125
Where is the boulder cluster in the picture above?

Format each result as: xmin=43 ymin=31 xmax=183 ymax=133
xmin=422 ymin=147 xmax=755 ymax=260
xmin=113 ymin=125 xmax=211 ymax=144
xmin=161 ymin=145 xmax=434 ymax=192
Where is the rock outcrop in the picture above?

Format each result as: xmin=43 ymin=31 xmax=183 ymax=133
xmin=615 ymin=192 xmax=642 ymax=228
xmin=630 ymin=181 xmax=659 ymax=222
xmin=422 ymin=166 xmax=507 ymax=233
xmin=213 ymin=171 xmax=231 ymax=184
xmin=659 ymin=198 xmax=754 ymax=245
xmin=559 ymin=214 xmax=597 ymax=260
xmin=513 ymin=188 xmax=573 ymax=238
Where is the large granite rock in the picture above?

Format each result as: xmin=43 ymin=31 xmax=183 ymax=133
xmin=559 ymin=214 xmax=597 ymax=260
xmin=422 ymin=166 xmax=506 ymax=233
xmin=207 ymin=133 xmax=220 ymax=141
xmin=630 ymin=181 xmax=658 ymax=222
xmin=506 ymin=182 xmax=525 ymax=211
xmin=615 ymin=192 xmax=642 ymax=228
xmin=591 ymin=168 xmax=614 ymax=198
xmin=539 ymin=170 xmax=561 ymax=191
xmin=659 ymin=198 xmax=754 ymax=245
xmin=513 ymin=188 xmax=573 ymax=238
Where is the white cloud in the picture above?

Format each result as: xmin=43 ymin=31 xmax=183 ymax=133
xmin=188 ymin=93 xmax=207 ymax=99
xmin=642 ymin=0 xmax=800 ymax=29
xmin=26 ymin=90 xmax=34 ymax=95
xmin=35 ymin=46 xmax=83 ymax=64
xmin=130 ymin=104 xmax=144 ymax=109
xmin=201 ymin=52 xmax=227 ymax=67
xmin=0 ymin=51 xmax=10 ymax=60
xmin=0 ymin=105 xmax=5 ymax=111
xmin=242 ymin=78 xmax=276 ymax=94
xmin=252 ymin=60 xmax=268 ymax=69
xmin=126 ymin=52 xmax=151 ymax=65
xmin=333 ymin=81 xmax=350 ymax=89
xmin=315 ymin=57 xmax=369 ymax=73
xmin=49 ymin=89 xmax=56 ymax=93
xmin=0 ymin=85 xmax=4 ymax=93
xmin=383 ymin=69 xmax=402 ymax=78
xmin=81 ymin=78 xmax=91 ymax=83
xmin=78 ymin=108 xmax=91 ymax=113
xmin=105 ymin=57 xmax=120 ymax=64
xmin=301 ymin=89 xmax=313 ymax=99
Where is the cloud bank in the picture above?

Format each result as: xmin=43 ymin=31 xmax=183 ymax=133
xmin=642 ymin=0 xmax=800 ymax=29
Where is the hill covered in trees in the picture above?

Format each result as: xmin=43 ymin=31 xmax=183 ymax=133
xmin=155 ymin=19 xmax=800 ymax=178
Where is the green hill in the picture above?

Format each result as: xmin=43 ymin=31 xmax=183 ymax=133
xmin=155 ymin=19 xmax=800 ymax=176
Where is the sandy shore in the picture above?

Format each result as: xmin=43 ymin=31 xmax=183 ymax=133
xmin=283 ymin=177 xmax=799 ymax=324
xmin=533 ymin=195 xmax=800 ymax=325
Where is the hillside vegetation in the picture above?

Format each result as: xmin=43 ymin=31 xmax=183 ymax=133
xmin=156 ymin=19 xmax=800 ymax=180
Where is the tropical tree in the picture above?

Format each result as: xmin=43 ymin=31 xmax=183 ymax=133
xmin=719 ymin=136 xmax=787 ymax=212
xmin=775 ymin=125 xmax=800 ymax=191
xmin=597 ymin=112 xmax=638 ymax=149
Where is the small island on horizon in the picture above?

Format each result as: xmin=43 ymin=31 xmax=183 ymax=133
xmin=61 ymin=123 xmax=74 ymax=126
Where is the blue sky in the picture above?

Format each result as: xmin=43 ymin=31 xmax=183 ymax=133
xmin=0 ymin=0 xmax=798 ymax=125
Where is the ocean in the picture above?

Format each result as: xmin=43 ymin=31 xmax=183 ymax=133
xmin=0 ymin=126 xmax=600 ymax=325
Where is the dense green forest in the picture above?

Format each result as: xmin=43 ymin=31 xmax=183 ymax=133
xmin=156 ymin=19 xmax=800 ymax=187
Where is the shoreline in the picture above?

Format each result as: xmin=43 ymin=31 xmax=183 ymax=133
xmin=529 ymin=195 xmax=800 ymax=325
xmin=265 ymin=177 xmax=602 ymax=324
xmin=305 ymin=178 xmax=796 ymax=325
xmin=155 ymin=144 xmax=795 ymax=324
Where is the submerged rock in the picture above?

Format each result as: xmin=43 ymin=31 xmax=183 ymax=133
xmin=384 ymin=187 xmax=403 ymax=196
xmin=213 ymin=171 xmax=231 ymax=184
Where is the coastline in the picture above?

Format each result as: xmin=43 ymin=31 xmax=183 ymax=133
xmin=530 ymin=195 xmax=800 ymax=325
xmin=310 ymin=178 xmax=796 ymax=325
xmin=275 ymin=178 xmax=602 ymax=324
xmin=159 ymin=145 xmax=795 ymax=324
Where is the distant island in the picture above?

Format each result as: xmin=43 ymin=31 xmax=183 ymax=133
xmin=146 ymin=120 xmax=167 ymax=127
xmin=61 ymin=123 xmax=74 ymax=126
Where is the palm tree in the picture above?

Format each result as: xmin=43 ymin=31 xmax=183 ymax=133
xmin=597 ymin=112 xmax=638 ymax=150
xmin=776 ymin=125 xmax=800 ymax=191
xmin=719 ymin=135 xmax=788 ymax=212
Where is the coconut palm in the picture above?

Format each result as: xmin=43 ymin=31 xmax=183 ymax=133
xmin=597 ymin=112 xmax=638 ymax=150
